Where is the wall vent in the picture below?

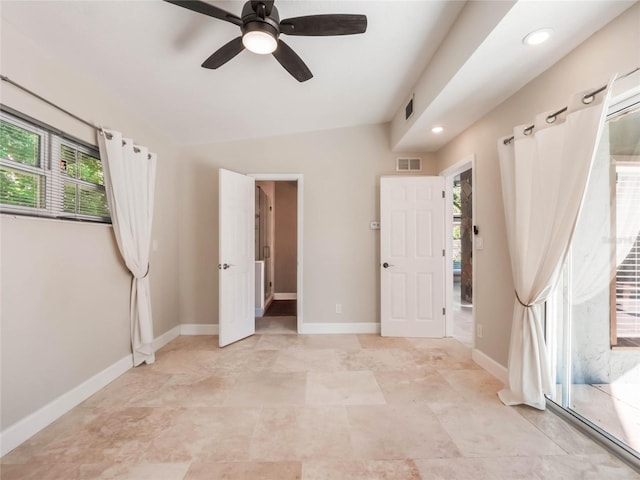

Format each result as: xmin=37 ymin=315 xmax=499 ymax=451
xmin=405 ymin=94 xmax=414 ymax=120
xmin=396 ymin=157 xmax=422 ymax=172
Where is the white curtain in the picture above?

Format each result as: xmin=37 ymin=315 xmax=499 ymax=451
xmin=497 ymin=81 xmax=613 ymax=409
xmin=98 ymin=129 xmax=157 ymax=366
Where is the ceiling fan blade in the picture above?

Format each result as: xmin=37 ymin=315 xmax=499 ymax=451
xmin=202 ymin=37 xmax=244 ymax=69
xmin=272 ymin=40 xmax=313 ymax=82
xmin=280 ymin=14 xmax=367 ymax=36
xmin=251 ymin=0 xmax=274 ymax=16
xmin=164 ymin=0 xmax=242 ymax=27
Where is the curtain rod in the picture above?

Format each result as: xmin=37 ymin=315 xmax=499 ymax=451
xmin=1 ymin=74 xmax=101 ymax=132
xmin=1 ymin=74 xmax=152 ymax=157
xmin=502 ymin=66 xmax=640 ymax=145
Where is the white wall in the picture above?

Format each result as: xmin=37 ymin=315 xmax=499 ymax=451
xmin=178 ymin=124 xmax=436 ymax=326
xmin=0 ymin=19 xmax=180 ymax=430
xmin=434 ymin=3 xmax=640 ymax=367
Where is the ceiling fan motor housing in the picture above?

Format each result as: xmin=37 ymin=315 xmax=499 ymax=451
xmin=241 ymin=1 xmax=280 ymax=39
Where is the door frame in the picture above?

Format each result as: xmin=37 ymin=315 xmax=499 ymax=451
xmin=440 ymin=154 xmax=476 ymax=345
xmin=249 ymin=173 xmax=304 ymax=333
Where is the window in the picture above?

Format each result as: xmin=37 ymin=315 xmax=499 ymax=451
xmin=610 ymin=106 xmax=640 ymax=347
xmin=0 ymin=109 xmax=109 ymax=222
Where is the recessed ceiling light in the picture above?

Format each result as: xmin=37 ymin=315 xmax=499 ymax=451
xmin=432 ymin=126 xmax=444 ymax=134
xmin=523 ymin=28 xmax=553 ymax=46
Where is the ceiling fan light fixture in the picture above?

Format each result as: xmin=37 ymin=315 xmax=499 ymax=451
xmin=242 ymin=24 xmax=278 ymax=54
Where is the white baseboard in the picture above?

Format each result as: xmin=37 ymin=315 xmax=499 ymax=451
xmin=273 ymin=293 xmax=297 ymax=300
xmin=255 ymin=308 xmax=264 ymax=317
xmin=0 ymin=324 xmax=189 ymax=457
xmin=179 ymin=324 xmax=219 ymax=335
xmin=152 ymin=325 xmax=180 ymax=351
xmin=299 ymin=322 xmax=380 ymax=334
xmin=472 ymin=348 xmax=508 ymax=384
xmin=0 ymin=354 xmax=133 ymax=457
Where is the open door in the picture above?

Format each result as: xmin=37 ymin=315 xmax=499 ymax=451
xmin=380 ymin=176 xmax=445 ymax=337
xmin=219 ymin=169 xmax=255 ymax=347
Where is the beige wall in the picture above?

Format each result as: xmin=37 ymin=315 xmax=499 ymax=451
xmin=274 ymin=181 xmax=298 ymax=294
xmin=434 ymin=3 xmax=640 ymax=367
xmin=0 ymin=19 xmax=180 ymax=429
xmin=178 ymin=124 xmax=436 ymax=325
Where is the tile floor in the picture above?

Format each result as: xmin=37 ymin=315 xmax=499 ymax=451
xmin=2 ymin=334 xmax=639 ymax=480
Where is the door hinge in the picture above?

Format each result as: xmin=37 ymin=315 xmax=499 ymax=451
xmin=442 ymin=249 xmax=445 ymax=257
xmin=442 ymin=190 xmax=445 ymax=198
xmin=442 ymin=307 xmax=446 ymax=315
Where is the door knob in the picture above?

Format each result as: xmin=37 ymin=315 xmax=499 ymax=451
xmin=382 ymin=262 xmax=394 ymax=268
xmin=218 ymin=263 xmax=233 ymax=270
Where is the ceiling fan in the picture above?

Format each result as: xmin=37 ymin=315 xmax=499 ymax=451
xmin=165 ymin=0 xmax=367 ymax=82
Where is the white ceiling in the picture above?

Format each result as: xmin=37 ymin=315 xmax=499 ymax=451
xmin=0 ymin=1 xmax=636 ymax=150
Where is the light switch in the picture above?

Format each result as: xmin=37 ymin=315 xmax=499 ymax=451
xmin=475 ymin=237 xmax=484 ymax=250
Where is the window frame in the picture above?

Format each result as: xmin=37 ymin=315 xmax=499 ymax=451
xmin=608 ymin=92 xmax=640 ymax=349
xmin=0 ymin=107 xmax=110 ymax=223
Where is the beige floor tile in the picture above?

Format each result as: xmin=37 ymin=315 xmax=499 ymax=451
xmin=81 ymin=370 xmax=172 ymax=408
xmin=0 ymin=463 xmax=81 ymax=480
xmin=1 ymin=407 xmax=100 ymax=465
xmin=250 ymin=406 xmax=353 ymax=461
xmin=538 ymin=453 xmax=640 ymax=480
xmin=143 ymin=406 xmax=261 ymax=462
xmin=85 ymin=463 xmax=190 ymax=479
xmin=407 ymin=348 xmax=479 ymax=370
xmin=337 ymin=349 xmax=415 ymax=372
xmin=302 ymin=460 xmax=421 ymax=480
xmin=478 ymin=456 xmax=545 ymax=480
xmin=255 ymin=334 xmax=306 ymax=350
xmin=374 ymin=370 xmax=460 ymax=404
xmin=4 ymin=333 xmax=639 ymax=479
xmin=273 ymin=348 xmax=342 ymax=373
xmin=301 ymin=334 xmax=361 ymax=350
xmin=357 ymin=335 xmax=415 ymax=349
xmin=144 ymin=349 xmax=223 ymax=376
xmin=223 ymin=371 xmax=307 ymax=406
xmin=137 ymin=372 xmax=236 ymax=407
xmin=414 ymin=458 xmax=497 ymax=480
xmin=438 ymin=368 xmax=504 ymax=404
xmin=207 ymin=349 xmax=279 ymax=375
xmin=306 ymin=371 xmax=386 ymax=405
xmin=435 ymin=401 xmax=566 ymax=457
xmin=346 ymin=404 xmax=460 ymax=460
xmin=32 ymin=406 xmax=175 ymax=464
xmin=185 ymin=461 xmax=302 ymax=479
xmin=405 ymin=337 xmax=472 ymax=355
xmin=514 ymin=405 xmax=608 ymax=455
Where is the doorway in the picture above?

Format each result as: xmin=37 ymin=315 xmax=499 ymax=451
xmin=441 ymin=156 xmax=475 ymax=347
xmin=250 ymin=174 xmax=304 ymax=334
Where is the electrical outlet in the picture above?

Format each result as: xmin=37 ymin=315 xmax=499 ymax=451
xmin=477 ymin=324 xmax=483 ymax=338
xmin=336 ymin=304 xmax=342 ymax=314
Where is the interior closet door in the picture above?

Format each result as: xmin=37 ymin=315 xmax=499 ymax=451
xmin=380 ymin=176 xmax=445 ymax=337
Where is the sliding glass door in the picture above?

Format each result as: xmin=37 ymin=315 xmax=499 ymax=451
xmin=549 ymin=88 xmax=640 ymax=456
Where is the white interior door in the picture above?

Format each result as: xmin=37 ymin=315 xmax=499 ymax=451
xmin=219 ymin=168 xmax=255 ymax=347
xmin=381 ymin=176 xmax=445 ymax=337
